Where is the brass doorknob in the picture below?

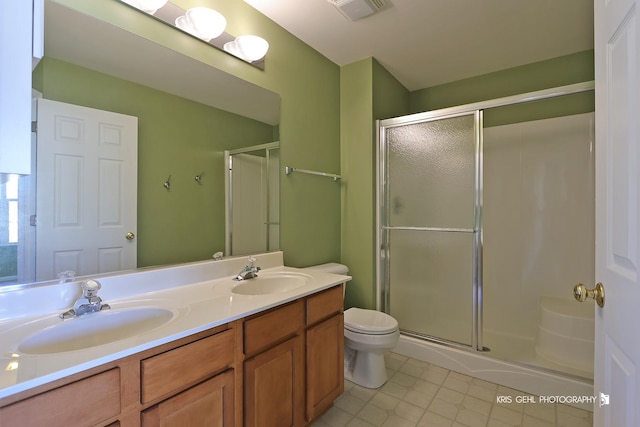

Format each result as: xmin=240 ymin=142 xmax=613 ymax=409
xmin=573 ymin=283 xmax=605 ymax=308
xmin=125 ymin=232 xmax=135 ymax=241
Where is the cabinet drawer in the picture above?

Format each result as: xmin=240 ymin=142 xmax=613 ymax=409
xmin=306 ymin=285 xmax=343 ymax=325
xmin=0 ymin=368 xmax=120 ymax=426
xmin=141 ymin=329 xmax=234 ymax=404
xmin=244 ymin=300 xmax=304 ymax=355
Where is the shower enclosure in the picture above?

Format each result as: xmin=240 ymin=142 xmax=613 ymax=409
xmin=225 ymin=142 xmax=280 ymax=256
xmin=377 ymin=82 xmax=595 ymax=381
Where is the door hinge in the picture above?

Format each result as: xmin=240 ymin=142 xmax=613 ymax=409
xmin=31 ymin=121 xmax=37 ymax=133
xmin=30 ymin=215 xmax=37 ymax=227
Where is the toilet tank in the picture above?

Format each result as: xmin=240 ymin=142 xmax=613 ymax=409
xmin=304 ymin=262 xmax=349 ymax=275
xmin=303 ymin=263 xmax=349 ymax=298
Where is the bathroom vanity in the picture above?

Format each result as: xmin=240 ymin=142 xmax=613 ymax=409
xmin=0 ymin=252 xmax=348 ymax=426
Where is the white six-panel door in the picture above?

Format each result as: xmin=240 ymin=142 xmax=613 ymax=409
xmin=594 ymin=0 xmax=640 ymax=425
xmin=35 ymin=99 xmax=137 ymax=281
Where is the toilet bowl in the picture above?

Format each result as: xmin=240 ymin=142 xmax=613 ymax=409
xmin=344 ymin=307 xmax=400 ymax=388
xmin=304 ymin=263 xmax=400 ymax=389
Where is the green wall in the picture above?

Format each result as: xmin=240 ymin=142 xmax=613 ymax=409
xmin=34 ymin=57 xmax=274 ymax=267
xmin=373 ymin=60 xmax=411 ymax=120
xmin=49 ymin=0 xmax=342 ymax=268
xmin=410 ymin=50 xmax=595 ymax=128
xmin=341 ymin=58 xmax=409 ymax=309
xmin=410 ymin=50 xmax=594 ymax=112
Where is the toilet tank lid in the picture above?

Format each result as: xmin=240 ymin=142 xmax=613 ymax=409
xmin=344 ymin=307 xmax=398 ymax=334
xmin=304 ymin=262 xmax=349 ymax=275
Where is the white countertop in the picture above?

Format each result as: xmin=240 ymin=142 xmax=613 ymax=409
xmin=0 ymin=252 xmax=351 ymax=400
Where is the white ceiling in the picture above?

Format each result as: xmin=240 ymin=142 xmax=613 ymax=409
xmin=244 ymin=0 xmax=594 ymax=91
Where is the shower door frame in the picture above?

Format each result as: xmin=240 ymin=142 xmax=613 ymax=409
xmin=224 ymin=141 xmax=280 ymax=256
xmin=376 ymin=81 xmax=595 ymax=352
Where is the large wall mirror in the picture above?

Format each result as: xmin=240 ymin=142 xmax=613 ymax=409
xmin=0 ymin=0 xmax=280 ymax=286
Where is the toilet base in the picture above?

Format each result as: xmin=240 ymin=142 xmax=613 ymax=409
xmin=344 ymin=349 xmax=388 ymax=389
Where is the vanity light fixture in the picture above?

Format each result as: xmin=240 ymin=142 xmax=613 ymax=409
xmin=175 ymin=7 xmax=227 ymax=42
xmin=116 ymin=0 xmax=268 ymax=69
xmin=224 ymin=35 xmax=269 ymax=63
xmin=121 ymin=0 xmax=168 ymax=14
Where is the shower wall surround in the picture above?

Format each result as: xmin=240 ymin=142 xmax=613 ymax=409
xmin=482 ymin=112 xmax=595 ymax=369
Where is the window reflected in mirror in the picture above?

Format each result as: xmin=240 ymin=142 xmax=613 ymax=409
xmin=0 ymin=174 xmax=34 ymax=285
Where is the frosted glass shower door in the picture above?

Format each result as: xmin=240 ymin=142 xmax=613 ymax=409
xmin=225 ymin=143 xmax=280 ymax=256
xmin=380 ymin=112 xmax=480 ymax=347
xmin=266 ymin=147 xmax=280 ymax=251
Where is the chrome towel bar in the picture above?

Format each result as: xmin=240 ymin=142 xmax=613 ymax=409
xmin=285 ymin=166 xmax=342 ymax=181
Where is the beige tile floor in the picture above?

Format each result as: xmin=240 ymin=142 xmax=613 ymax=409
xmin=311 ymin=353 xmax=593 ymax=427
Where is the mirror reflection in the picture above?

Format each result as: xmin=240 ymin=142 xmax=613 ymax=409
xmin=225 ymin=143 xmax=280 ymax=256
xmin=0 ymin=1 xmax=280 ymax=286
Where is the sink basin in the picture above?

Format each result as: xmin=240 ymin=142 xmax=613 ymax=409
xmin=231 ymin=272 xmax=311 ymax=295
xmin=18 ymin=307 xmax=174 ymax=354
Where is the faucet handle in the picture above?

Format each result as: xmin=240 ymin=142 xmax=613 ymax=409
xmin=81 ymin=279 xmax=102 ymax=298
xmin=58 ymin=270 xmax=76 ymax=283
xmin=247 ymin=256 xmax=256 ymax=266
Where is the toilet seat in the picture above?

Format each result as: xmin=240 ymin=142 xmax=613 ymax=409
xmin=344 ymin=308 xmax=398 ymax=335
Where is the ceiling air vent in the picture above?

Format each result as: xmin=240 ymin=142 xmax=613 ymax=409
xmin=328 ymin=0 xmax=386 ymax=21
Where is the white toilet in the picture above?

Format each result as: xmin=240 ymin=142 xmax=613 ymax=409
xmin=304 ymin=263 xmax=400 ymax=389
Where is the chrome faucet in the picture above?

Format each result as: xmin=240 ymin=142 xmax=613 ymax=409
xmin=60 ymin=279 xmax=111 ymax=319
xmin=235 ymin=256 xmax=261 ymax=281
xmin=58 ymin=270 xmax=76 ymax=284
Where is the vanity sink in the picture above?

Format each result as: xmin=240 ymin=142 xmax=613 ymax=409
xmin=18 ymin=307 xmax=175 ymax=355
xmin=231 ymin=272 xmax=311 ymax=295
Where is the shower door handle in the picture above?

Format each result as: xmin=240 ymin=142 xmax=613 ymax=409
xmin=573 ymin=283 xmax=605 ymax=308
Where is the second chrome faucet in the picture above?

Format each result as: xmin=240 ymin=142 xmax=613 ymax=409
xmin=235 ymin=257 xmax=261 ymax=281
xmin=60 ymin=279 xmax=111 ymax=319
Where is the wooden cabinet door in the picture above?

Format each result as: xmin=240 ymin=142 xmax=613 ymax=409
xmin=306 ymin=314 xmax=344 ymax=422
xmin=141 ymin=370 xmax=234 ymax=427
xmin=244 ymin=336 xmax=304 ymax=427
